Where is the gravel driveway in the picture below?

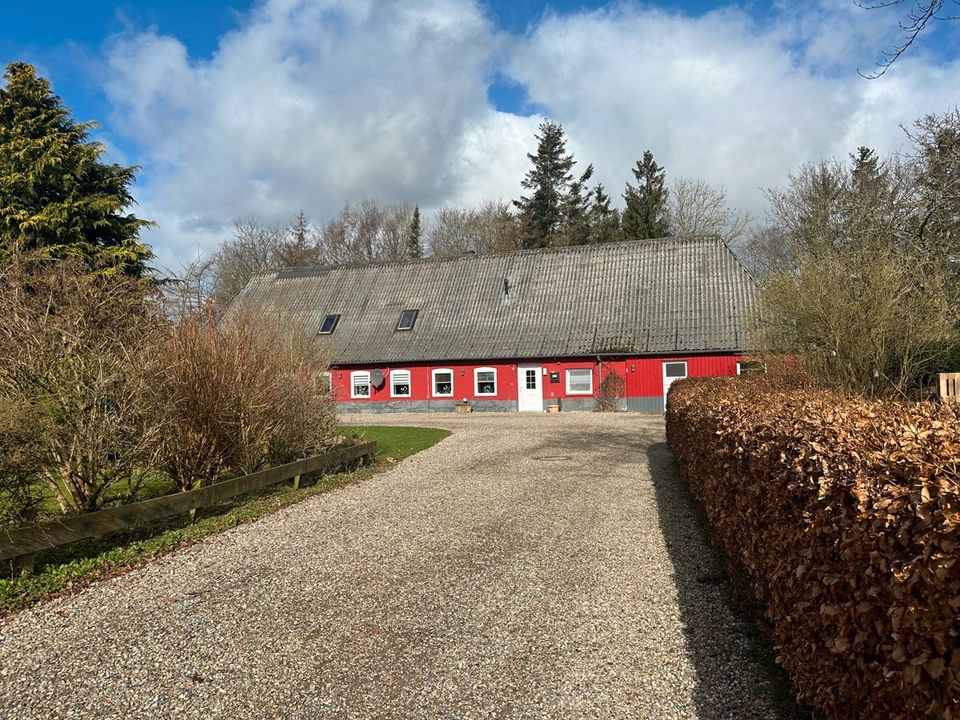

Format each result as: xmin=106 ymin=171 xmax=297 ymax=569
xmin=0 ymin=413 xmax=784 ymax=719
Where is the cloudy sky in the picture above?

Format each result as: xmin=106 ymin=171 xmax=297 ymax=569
xmin=2 ymin=0 xmax=959 ymax=269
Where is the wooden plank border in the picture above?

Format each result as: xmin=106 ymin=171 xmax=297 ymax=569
xmin=0 ymin=442 xmax=376 ymax=564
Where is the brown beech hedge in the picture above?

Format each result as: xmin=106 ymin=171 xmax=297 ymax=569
xmin=665 ymin=377 xmax=959 ymax=719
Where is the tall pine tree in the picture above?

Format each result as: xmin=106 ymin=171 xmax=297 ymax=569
xmin=0 ymin=62 xmax=151 ymax=275
xmin=561 ymin=164 xmax=594 ymax=245
xmin=622 ymin=150 xmax=670 ymax=241
xmin=407 ymin=205 xmax=422 ymax=258
xmin=514 ymin=120 xmax=576 ymax=248
xmin=588 ymin=183 xmax=622 ymax=244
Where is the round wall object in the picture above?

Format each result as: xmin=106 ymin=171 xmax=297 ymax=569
xmin=371 ymin=368 xmax=385 ymax=388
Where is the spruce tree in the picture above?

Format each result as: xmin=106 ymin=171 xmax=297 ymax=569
xmin=407 ymin=205 xmax=422 ymax=258
xmin=561 ymin=164 xmax=594 ymax=245
xmin=0 ymin=62 xmax=151 ymax=274
xmin=514 ymin=120 xmax=576 ymax=248
xmin=622 ymin=150 xmax=670 ymax=241
xmin=275 ymin=210 xmax=322 ymax=267
xmin=589 ymin=183 xmax=622 ymax=244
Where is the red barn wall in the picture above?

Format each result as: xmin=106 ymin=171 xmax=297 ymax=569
xmin=331 ymin=353 xmax=744 ymax=411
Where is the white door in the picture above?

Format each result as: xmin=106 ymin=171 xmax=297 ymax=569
xmin=517 ymin=364 xmax=543 ymax=412
xmin=662 ymin=361 xmax=688 ymax=409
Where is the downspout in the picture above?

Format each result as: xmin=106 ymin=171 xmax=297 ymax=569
xmin=596 ymin=355 xmax=603 ymax=399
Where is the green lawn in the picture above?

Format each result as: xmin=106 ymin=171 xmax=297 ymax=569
xmin=336 ymin=425 xmax=450 ymax=462
xmin=0 ymin=425 xmax=449 ymax=616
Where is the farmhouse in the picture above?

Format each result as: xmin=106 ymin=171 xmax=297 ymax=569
xmin=229 ymin=236 xmax=757 ymax=412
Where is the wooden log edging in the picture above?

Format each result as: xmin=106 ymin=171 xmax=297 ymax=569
xmin=0 ymin=441 xmax=376 ymax=565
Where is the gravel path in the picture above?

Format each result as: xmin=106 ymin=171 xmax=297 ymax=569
xmin=0 ymin=413 xmax=783 ymax=719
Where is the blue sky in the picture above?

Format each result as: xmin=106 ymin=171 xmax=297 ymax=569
xmin=2 ymin=1 xmax=959 ymax=267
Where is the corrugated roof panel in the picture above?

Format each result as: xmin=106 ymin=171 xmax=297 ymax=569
xmin=224 ymin=236 xmax=757 ymax=363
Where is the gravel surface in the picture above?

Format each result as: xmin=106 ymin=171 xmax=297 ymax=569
xmin=1 ymin=413 xmax=784 ymax=719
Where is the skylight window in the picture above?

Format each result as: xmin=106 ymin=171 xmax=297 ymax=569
xmin=318 ymin=314 xmax=340 ymax=335
xmin=396 ymin=309 xmax=418 ymax=331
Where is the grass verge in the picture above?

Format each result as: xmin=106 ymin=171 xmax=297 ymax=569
xmin=0 ymin=425 xmax=449 ymax=617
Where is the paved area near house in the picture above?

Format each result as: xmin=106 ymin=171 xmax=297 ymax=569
xmin=0 ymin=413 xmax=782 ymax=719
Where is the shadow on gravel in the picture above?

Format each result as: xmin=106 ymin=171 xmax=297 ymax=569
xmin=646 ymin=441 xmax=812 ymax=720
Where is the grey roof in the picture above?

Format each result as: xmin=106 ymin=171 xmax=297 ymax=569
xmin=227 ymin=237 xmax=757 ymax=364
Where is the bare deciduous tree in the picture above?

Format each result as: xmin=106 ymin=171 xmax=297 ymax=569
xmin=858 ymin=0 xmax=959 ymax=78
xmin=319 ymin=200 xmax=415 ymax=265
xmin=749 ymin=151 xmax=957 ymax=396
xmin=209 ymin=218 xmax=285 ymax=307
xmin=428 ymin=200 xmax=520 ymax=257
xmin=667 ymin=177 xmax=751 ymax=246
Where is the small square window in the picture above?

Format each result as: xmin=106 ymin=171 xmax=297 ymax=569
xmin=318 ymin=314 xmax=340 ymax=335
xmin=397 ymin=309 xmax=418 ymax=331
xmin=566 ymin=368 xmax=593 ymax=395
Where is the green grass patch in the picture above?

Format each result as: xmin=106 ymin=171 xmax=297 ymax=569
xmin=336 ymin=425 xmax=450 ymax=462
xmin=1 ymin=425 xmax=449 ymax=616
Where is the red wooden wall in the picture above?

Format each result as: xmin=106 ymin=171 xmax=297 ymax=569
xmin=330 ymin=354 xmax=743 ymax=406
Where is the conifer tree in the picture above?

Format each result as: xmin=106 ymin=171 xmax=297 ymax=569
xmin=561 ymin=164 xmax=595 ymax=245
xmin=622 ymin=150 xmax=670 ymax=241
xmin=275 ymin=210 xmax=322 ymax=267
xmin=407 ymin=205 xmax=422 ymax=258
xmin=589 ymin=183 xmax=622 ymax=244
xmin=0 ymin=62 xmax=152 ymax=274
xmin=514 ymin=120 xmax=576 ymax=248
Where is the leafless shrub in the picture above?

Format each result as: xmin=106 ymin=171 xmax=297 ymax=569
xmin=597 ymin=371 xmax=625 ymax=412
xmin=0 ymin=255 xmax=165 ymax=513
xmin=149 ymin=310 xmax=337 ymax=491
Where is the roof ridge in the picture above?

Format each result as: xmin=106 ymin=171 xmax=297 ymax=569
xmin=264 ymin=235 xmax=723 ymax=280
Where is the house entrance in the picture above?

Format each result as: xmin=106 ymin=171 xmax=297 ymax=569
xmin=517 ymin=364 xmax=543 ymax=412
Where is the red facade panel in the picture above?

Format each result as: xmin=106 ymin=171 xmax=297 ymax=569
xmin=331 ymin=353 xmax=744 ymax=407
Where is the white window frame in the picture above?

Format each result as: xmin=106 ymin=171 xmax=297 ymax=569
xmin=664 ymin=361 xmax=688 ymax=379
xmin=390 ymin=369 xmax=412 ymax=398
xmin=736 ymin=360 xmax=766 ymax=375
xmin=432 ymin=368 xmax=454 ymax=397
xmin=565 ymin=368 xmax=593 ymax=395
xmin=320 ymin=371 xmax=333 ymax=396
xmin=474 ymin=367 xmax=497 ymax=396
xmin=350 ymin=371 xmax=371 ymax=399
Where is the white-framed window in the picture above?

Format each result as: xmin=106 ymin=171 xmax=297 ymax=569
xmin=351 ymin=371 xmax=371 ymax=399
xmin=391 ymin=369 xmax=412 ymax=397
xmin=432 ymin=368 xmax=454 ymax=397
xmin=664 ymin=361 xmax=688 ymax=379
xmin=474 ymin=367 xmax=497 ymax=396
xmin=566 ymin=368 xmax=593 ymax=395
xmin=737 ymin=360 xmax=766 ymax=375
xmin=319 ymin=371 xmax=333 ymax=396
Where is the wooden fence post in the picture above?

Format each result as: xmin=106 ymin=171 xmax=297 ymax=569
xmin=938 ymin=373 xmax=960 ymax=403
xmin=292 ymin=474 xmax=301 ymax=491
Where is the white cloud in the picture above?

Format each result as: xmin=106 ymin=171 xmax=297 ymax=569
xmin=505 ymin=3 xmax=960 ymax=223
xmin=102 ymin=0 xmax=960 ymax=268
xmin=105 ymin=0 xmax=516 ymax=268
